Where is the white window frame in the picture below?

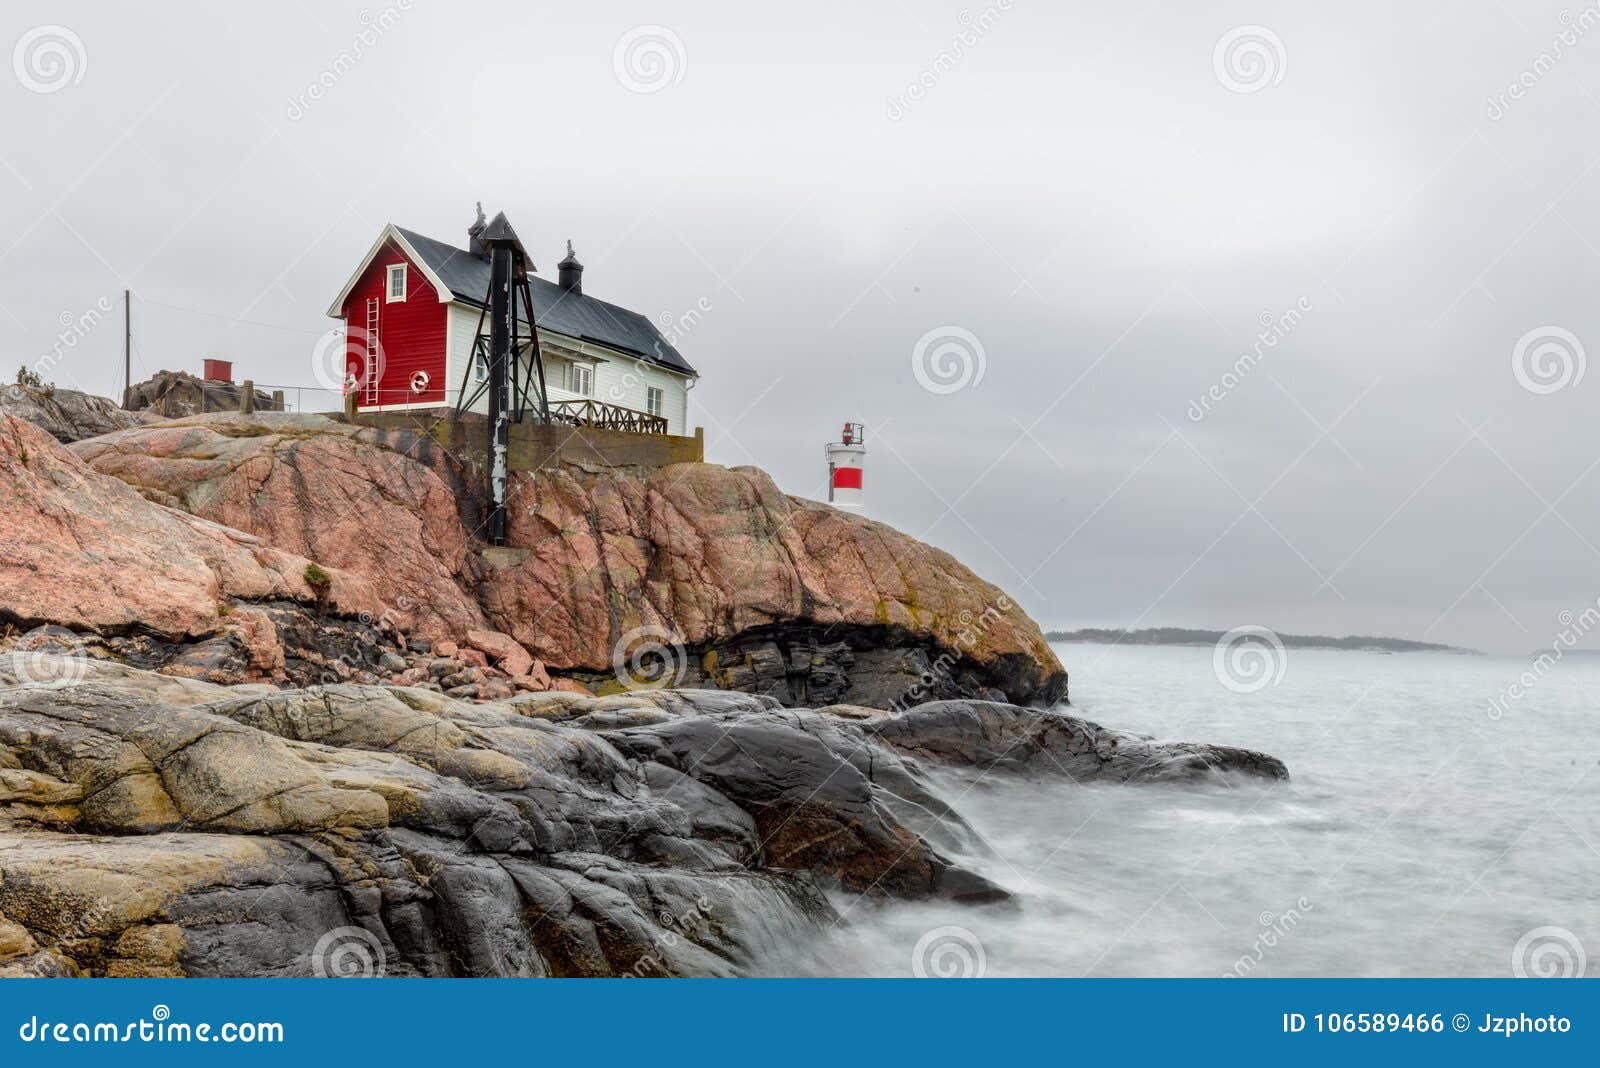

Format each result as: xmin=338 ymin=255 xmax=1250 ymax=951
xmin=473 ymin=346 xmax=488 ymax=383
xmin=570 ymin=364 xmax=592 ymax=396
xmin=646 ymin=386 xmax=664 ymax=417
xmin=386 ymin=263 xmax=407 ymax=303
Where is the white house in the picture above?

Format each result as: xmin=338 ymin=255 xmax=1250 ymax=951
xmin=325 ymin=208 xmax=698 ymax=436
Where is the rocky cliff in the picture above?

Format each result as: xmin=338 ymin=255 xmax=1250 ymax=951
xmin=71 ymin=412 xmax=1067 ymax=708
xmin=0 ymin=398 xmax=1292 ymax=980
xmin=0 ymin=654 xmax=1285 ymax=978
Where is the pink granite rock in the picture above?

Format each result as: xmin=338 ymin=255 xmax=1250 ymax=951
xmin=2 ymin=415 xmax=379 ymax=641
xmin=72 ymin=413 xmax=1066 ymax=705
xmin=464 ymin=629 xmax=535 ymax=678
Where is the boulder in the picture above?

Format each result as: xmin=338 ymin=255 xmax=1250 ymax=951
xmin=465 ymin=629 xmax=535 ymax=677
xmin=865 ymin=699 xmax=1291 ymax=782
xmin=122 ymin=370 xmax=279 ymax=419
xmin=0 ymin=383 xmax=157 ymax=443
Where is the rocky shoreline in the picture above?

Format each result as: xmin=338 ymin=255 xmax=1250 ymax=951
xmin=0 ymin=387 xmax=1287 ymax=977
xmin=0 ymin=654 xmax=1285 ymax=978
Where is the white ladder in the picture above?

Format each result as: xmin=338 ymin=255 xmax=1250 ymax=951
xmin=364 ymin=298 xmax=380 ymax=404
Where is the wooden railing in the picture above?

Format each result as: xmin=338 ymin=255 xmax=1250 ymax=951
xmin=547 ymin=398 xmax=668 ymax=435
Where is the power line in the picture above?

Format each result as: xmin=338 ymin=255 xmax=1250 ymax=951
xmin=135 ymin=295 xmax=324 ymax=336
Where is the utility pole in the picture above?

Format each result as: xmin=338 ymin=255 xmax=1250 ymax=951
xmin=122 ymin=289 xmax=131 ymax=409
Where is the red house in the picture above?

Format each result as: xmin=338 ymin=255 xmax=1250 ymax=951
xmin=325 ymin=207 xmax=698 ymax=434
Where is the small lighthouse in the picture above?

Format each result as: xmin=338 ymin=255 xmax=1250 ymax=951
xmin=825 ymin=422 xmax=865 ymax=509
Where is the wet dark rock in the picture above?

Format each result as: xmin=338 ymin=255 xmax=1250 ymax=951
xmin=610 ymin=706 xmax=1006 ymax=902
xmin=0 ymin=656 xmax=1284 ymax=977
xmin=867 ymin=699 xmax=1291 ymax=782
xmin=670 ymin=625 xmax=1070 ymax=712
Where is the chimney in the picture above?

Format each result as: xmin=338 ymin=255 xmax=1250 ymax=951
xmin=558 ymin=240 xmax=583 ymax=295
xmin=467 ymin=201 xmax=488 ymax=258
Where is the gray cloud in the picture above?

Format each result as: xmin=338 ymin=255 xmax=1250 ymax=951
xmin=3 ymin=0 xmax=1598 ymax=651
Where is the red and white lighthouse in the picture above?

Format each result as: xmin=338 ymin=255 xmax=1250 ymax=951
xmin=825 ymin=422 xmax=865 ymax=509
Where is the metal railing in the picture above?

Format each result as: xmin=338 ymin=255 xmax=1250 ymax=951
xmin=252 ymin=383 xmax=345 ymax=414
xmin=162 ymin=382 xmax=671 ymax=436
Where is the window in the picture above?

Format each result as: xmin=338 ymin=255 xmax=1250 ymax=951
xmin=569 ymin=364 xmax=592 ymax=396
xmin=646 ymin=387 xmax=664 ymax=417
xmin=473 ymin=347 xmax=487 ymax=383
xmin=386 ymin=263 xmax=407 ymax=303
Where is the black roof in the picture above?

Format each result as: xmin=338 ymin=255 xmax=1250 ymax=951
xmin=395 ymin=226 xmax=696 ymax=377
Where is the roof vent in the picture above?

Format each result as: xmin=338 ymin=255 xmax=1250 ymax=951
xmin=558 ymin=240 xmax=583 ymax=295
xmin=467 ymin=201 xmax=488 ymax=259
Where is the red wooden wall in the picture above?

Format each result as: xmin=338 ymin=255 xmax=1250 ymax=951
xmin=340 ymin=239 xmax=447 ymax=406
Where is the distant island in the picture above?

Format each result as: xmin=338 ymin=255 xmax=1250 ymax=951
xmin=1046 ymin=627 xmax=1477 ymax=655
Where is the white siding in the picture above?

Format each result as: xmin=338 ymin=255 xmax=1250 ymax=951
xmin=589 ymin=352 xmax=690 ymax=436
xmin=543 ymin=354 xmax=589 ymax=404
xmin=445 ymin=303 xmax=692 ymax=434
xmin=445 ymin=304 xmax=486 ymax=413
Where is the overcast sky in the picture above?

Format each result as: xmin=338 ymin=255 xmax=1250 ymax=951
xmin=4 ymin=1 xmax=1599 ymax=652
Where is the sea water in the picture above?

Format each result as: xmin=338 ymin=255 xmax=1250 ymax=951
xmin=778 ymin=643 xmax=1599 ymax=977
